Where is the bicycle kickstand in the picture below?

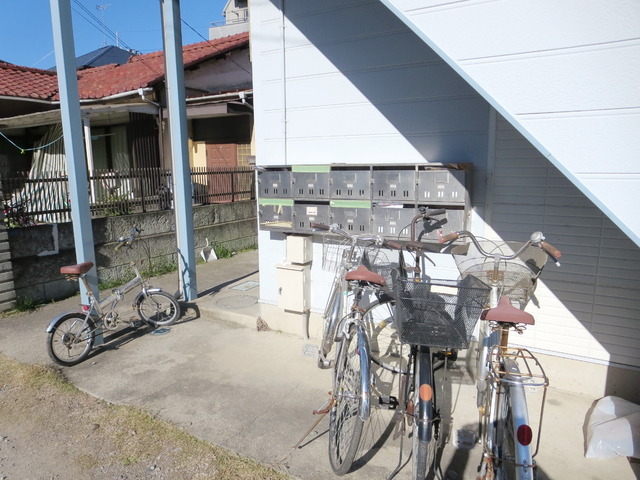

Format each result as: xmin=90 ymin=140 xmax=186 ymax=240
xmin=291 ymin=393 xmax=334 ymax=449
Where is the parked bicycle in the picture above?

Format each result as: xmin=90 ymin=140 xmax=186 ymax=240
xmin=46 ymin=227 xmax=180 ymax=366
xmin=314 ymin=223 xmax=395 ymax=370
xmin=389 ymin=212 xmax=488 ymax=480
xmin=440 ymin=229 xmax=561 ymax=480
xmin=312 ymin=222 xmax=399 ymax=475
xmin=313 ymin=209 xmax=488 ymax=480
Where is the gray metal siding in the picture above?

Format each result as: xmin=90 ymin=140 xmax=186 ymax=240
xmin=491 ymin=116 xmax=640 ymax=368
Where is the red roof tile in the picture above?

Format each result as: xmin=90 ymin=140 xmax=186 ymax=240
xmin=0 ymin=63 xmax=59 ymax=100
xmin=78 ymin=32 xmax=249 ymax=99
xmin=0 ymin=32 xmax=249 ymax=102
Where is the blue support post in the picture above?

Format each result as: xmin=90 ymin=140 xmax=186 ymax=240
xmin=161 ymin=0 xmax=197 ymax=300
xmin=49 ymin=0 xmax=98 ymax=306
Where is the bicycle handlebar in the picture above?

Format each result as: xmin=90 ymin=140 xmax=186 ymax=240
xmin=409 ymin=208 xmax=446 ymax=242
xmin=311 ymin=223 xmax=403 ymax=249
xmin=439 ymin=229 xmax=562 ymax=263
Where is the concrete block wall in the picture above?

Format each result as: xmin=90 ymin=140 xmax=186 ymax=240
xmin=0 ymin=228 xmax=16 ymax=311
xmin=6 ymin=201 xmax=257 ymax=306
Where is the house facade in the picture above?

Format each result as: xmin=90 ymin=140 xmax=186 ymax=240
xmin=249 ymin=0 xmax=640 ymax=401
xmin=0 ymin=32 xmax=252 ymax=181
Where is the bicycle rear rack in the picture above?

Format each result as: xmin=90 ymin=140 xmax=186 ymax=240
xmin=488 ymin=346 xmax=549 ymax=459
xmin=489 ymin=346 xmax=549 ymax=388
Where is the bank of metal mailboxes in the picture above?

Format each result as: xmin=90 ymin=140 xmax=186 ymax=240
xmin=416 ymin=209 xmax=466 ymax=242
xmin=257 ymin=165 xmax=470 ymax=239
xmin=331 ymin=168 xmax=371 ymax=200
xmin=292 ymin=169 xmax=330 ymax=200
xmin=372 ymin=206 xmax=416 ymax=238
xmin=417 ymin=169 xmax=466 ymax=205
xmin=372 ymin=168 xmax=416 ymax=202
xmin=330 ymin=200 xmax=371 ymax=233
xmin=293 ymin=203 xmax=331 ymax=233
xmin=258 ymin=170 xmax=291 ymax=198
xmin=258 ymin=199 xmax=293 ymax=230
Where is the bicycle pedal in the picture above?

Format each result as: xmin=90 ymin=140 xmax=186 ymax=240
xmin=378 ymin=396 xmax=399 ymax=410
xmin=436 ymin=350 xmax=458 ymax=362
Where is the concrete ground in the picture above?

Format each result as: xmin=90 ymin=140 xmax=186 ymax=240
xmin=0 ymin=249 xmax=636 ymax=480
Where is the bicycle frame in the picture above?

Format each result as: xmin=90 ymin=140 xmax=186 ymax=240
xmin=331 ymin=281 xmax=378 ymax=421
xmin=315 ymin=224 xmax=388 ymax=369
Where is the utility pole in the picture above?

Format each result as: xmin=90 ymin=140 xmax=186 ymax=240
xmin=160 ymin=0 xmax=197 ymax=301
xmin=50 ymin=0 xmax=98 ymax=306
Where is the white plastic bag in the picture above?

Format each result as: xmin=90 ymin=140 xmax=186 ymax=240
xmin=585 ymin=396 xmax=640 ymax=459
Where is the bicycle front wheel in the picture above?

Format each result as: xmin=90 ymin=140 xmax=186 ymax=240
xmin=362 ymin=299 xmax=408 ymax=373
xmin=318 ymin=279 xmax=344 ymax=368
xmin=328 ymin=323 xmax=365 ymax=475
xmin=412 ymin=347 xmax=437 ymax=480
xmin=47 ymin=313 xmax=96 ymax=366
xmin=136 ymin=291 xmax=180 ymax=327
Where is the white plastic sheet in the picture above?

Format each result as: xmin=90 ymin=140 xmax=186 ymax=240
xmin=585 ymin=396 xmax=640 ymax=459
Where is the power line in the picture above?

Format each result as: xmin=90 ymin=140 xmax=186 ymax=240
xmin=71 ymin=0 xmax=137 ymax=54
xmin=71 ymin=0 xmax=163 ymax=76
xmin=180 ymin=18 xmax=250 ymax=75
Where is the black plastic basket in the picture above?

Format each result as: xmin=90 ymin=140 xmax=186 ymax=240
xmin=394 ymin=275 xmax=489 ymax=348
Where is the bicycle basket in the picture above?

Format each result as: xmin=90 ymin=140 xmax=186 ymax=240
xmin=321 ymin=234 xmax=361 ymax=272
xmin=452 ymin=241 xmax=547 ymax=307
xmin=394 ymin=276 xmax=489 ymax=348
xmin=360 ymin=245 xmax=400 ymax=289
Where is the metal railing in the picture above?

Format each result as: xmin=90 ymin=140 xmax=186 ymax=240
xmin=1 ymin=166 xmax=256 ymax=227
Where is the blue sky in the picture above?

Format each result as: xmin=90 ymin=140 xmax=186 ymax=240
xmin=0 ymin=0 xmax=229 ymax=69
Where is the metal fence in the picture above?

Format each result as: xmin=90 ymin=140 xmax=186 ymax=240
xmin=0 ymin=166 xmax=256 ymax=227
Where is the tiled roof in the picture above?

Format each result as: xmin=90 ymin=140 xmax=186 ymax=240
xmin=0 ymin=32 xmax=249 ymax=102
xmin=0 ymin=63 xmax=59 ymax=100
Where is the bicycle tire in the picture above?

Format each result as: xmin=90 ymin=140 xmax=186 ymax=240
xmin=411 ymin=347 xmax=437 ymax=480
xmin=136 ymin=291 xmax=180 ymax=327
xmin=328 ymin=323 xmax=365 ymax=475
xmin=495 ymin=384 xmax=517 ymax=480
xmin=46 ymin=313 xmax=96 ymax=366
xmin=361 ymin=299 xmax=411 ymax=374
xmin=318 ymin=279 xmax=344 ymax=368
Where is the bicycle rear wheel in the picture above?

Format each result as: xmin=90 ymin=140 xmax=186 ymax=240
xmin=136 ymin=291 xmax=180 ymax=327
xmin=412 ymin=347 xmax=437 ymax=480
xmin=495 ymin=382 xmax=535 ymax=480
xmin=46 ymin=313 xmax=96 ymax=366
xmin=328 ymin=323 xmax=365 ymax=475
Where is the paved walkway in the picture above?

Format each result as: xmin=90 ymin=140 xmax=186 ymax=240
xmin=0 ymin=250 xmax=636 ymax=480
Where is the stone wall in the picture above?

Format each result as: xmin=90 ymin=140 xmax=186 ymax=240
xmin=6 ymin=201 xmax=257 ymax=305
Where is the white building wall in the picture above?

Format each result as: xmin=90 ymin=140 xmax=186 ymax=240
xmin=251 ymin=0 xmax=489 ymax=167
xmin=251 ymin=0 xmax=491 ymax=315
xmin=250 ymin=0 xmax=640 ymax=371
xmin=380 ymin=0 xmax=640 ymax=247
xmin=184 ymin=49 xmax=252 ymax=93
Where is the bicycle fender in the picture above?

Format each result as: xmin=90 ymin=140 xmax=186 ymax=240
xmin=356 ymin=325 xmax=372 ymax=422
xmin=416 ymin=348 xmax=435 ymax=444
xmin=132 ymin=287 xmax=164 ymax=305
xmin=504 ymin=360 xmax=535 ymax=480
xmin=45 ymin=311 xmax=87 ymax=333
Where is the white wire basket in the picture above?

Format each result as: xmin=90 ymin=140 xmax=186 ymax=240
xmin=321 ymin=234 xmax=361 ymax=272
xmin=452 ymin=240 xmax=548 ymax=307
